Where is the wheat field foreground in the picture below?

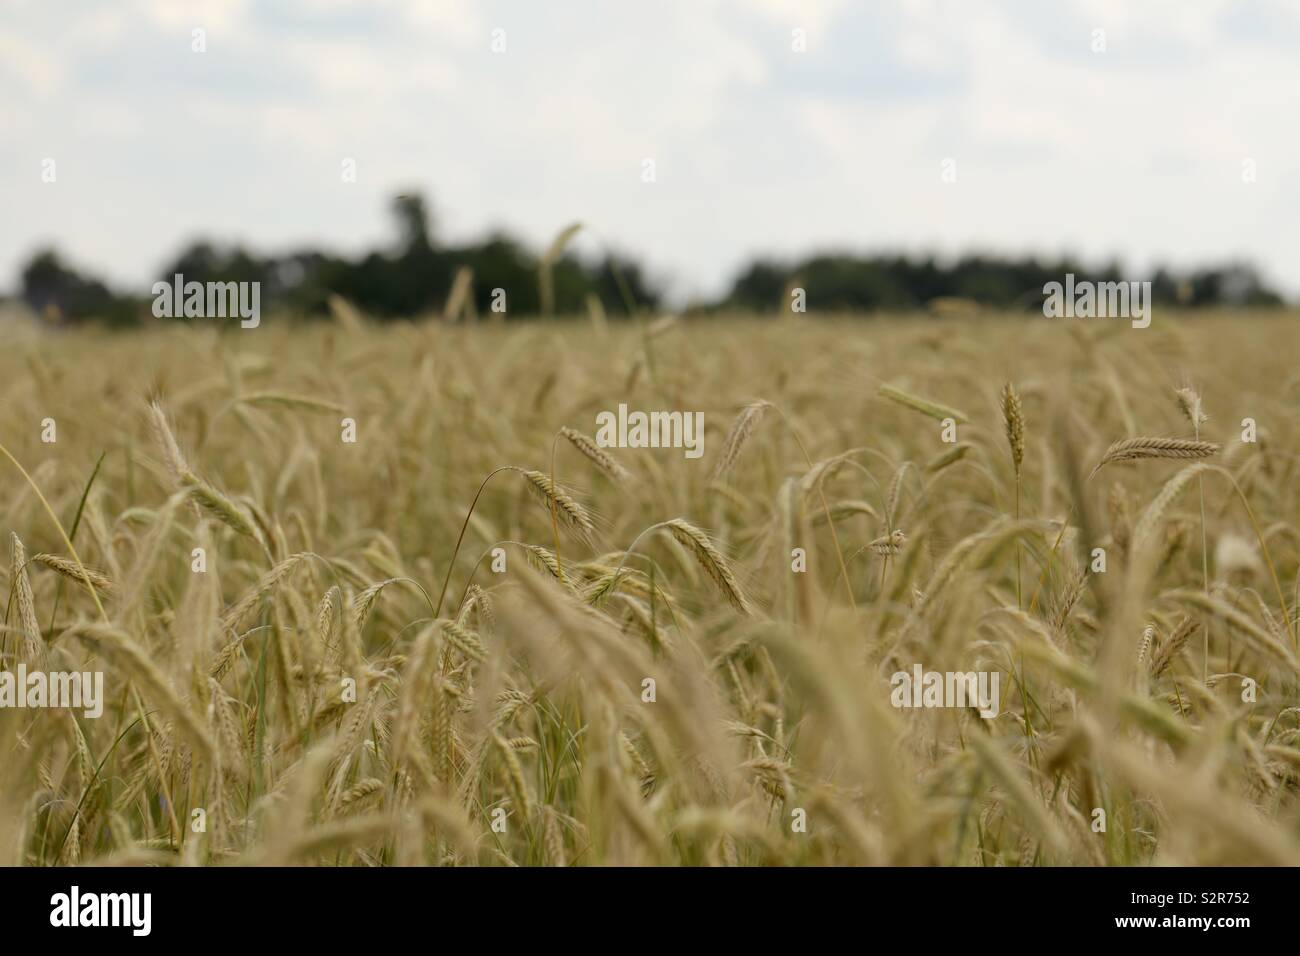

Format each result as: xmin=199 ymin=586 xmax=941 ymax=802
xmin=2 ymin=312 xmax=1298 ymax=867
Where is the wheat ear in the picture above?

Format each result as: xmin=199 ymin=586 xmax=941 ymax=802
xmin=180 ymin=469 xmax=262 ymax=540
xmin=30 ymin=553 xmax=114 ymax=592
xmin=9 ymin=533 xmax=43 ymax=663
xmin=560 ymin=427 xmax=631 ymax=482
xmin=1089 ymin=437 xmax=1219 ymax=479
xmin=1150 ymin=616 xmax=1199 ymax=679
xmin=511 ymin=467 xmax=597 ymax=543
xmin=878 ymin=383 xmax=969 ymax=423
xmin=1001 ymin=381 xmax=1025 ymax=605
xmin=664 ymin=518 xmax=751 ymax=614
xmin=711 ymin=401 xmax=772 ymax=482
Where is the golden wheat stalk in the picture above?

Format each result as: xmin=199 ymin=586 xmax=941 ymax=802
xmin=925 ymin=442 xmax=972 ymax=473
xmin=441 ymin=619 xmax=487 ymax=662
xmin=238 ymin=392 xmax=345 ymax=414
xmin=664 ymin=519 xmax=751 ymax=614
xmin=812 ymin=499 xmax=879 ymax=524
xmin=353 ymin=578 xmax=399 ymax=633
xmin=868 ymin=530 xmax=906 ymax=556
xmin=1000 ymin=382 xmax=1024 ymax=477
xmin=1175 ymin=386 xmax=1208 ymax=427
xmin=521 ymin=543 xmax=564 ymax=580
xmin=1049 ymin=566 xmax=1088 ymax=632
xmin=1089 ymin=437 xmax=1219 ymax=478
xmin=878 ymin=383 xmax=969 ymax=423
xmin=338 ymin=778 xmax=385 ymax=811
xmin=511 ymin=467 xmax=597 ymax=542
xmin=179 ymin=469 xmax=262 ymax=540
xmin=9 ymin=533 xmax=43 ymax=662
xmin=560 ymin=427 xmax=631 ymax=482
xmin=1150 ymin=616 xmax=1198 ymax=679
xmin=315 ymin=586 xmax=340 ymax=647
xmin=467 ymin=584 xmax=496 ymax=635
xmin=222 ymin=553 xmax=309 ymax=630
xmin=1002 ymin=381 xmax=1026 ymax=605
xmin=147 ymin=400 xmax=190 ymax=481
xmin=493 ymin=730 xmax=533 ymax=818
xmin=1136 ymin=624 xmax=1156 ymax=669
xmin=30 ymin=553 xmax=114 ymax=592
xmin=711 ymin=401 xmax=772 ymax=482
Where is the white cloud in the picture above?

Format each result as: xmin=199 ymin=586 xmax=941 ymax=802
xmin=1 ymin=0 xmax=1297 ymax=303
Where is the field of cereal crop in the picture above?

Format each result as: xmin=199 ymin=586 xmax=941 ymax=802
xmin=2 ymin=310 xmax=1299 ymax=865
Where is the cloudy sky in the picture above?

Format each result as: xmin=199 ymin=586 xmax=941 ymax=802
xmin=3 ymin=0 xmax=1298 ymax=303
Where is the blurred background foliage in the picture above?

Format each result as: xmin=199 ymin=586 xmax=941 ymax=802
xmin=11 ymin=192 xmax=1285 ymax=326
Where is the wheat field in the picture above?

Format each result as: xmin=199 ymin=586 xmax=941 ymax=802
xmin=2 ymin=311 xmax=1299 ymax=866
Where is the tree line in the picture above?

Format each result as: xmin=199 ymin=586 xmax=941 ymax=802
xmin=11 ymin=192 xmax=1285 ymax=326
